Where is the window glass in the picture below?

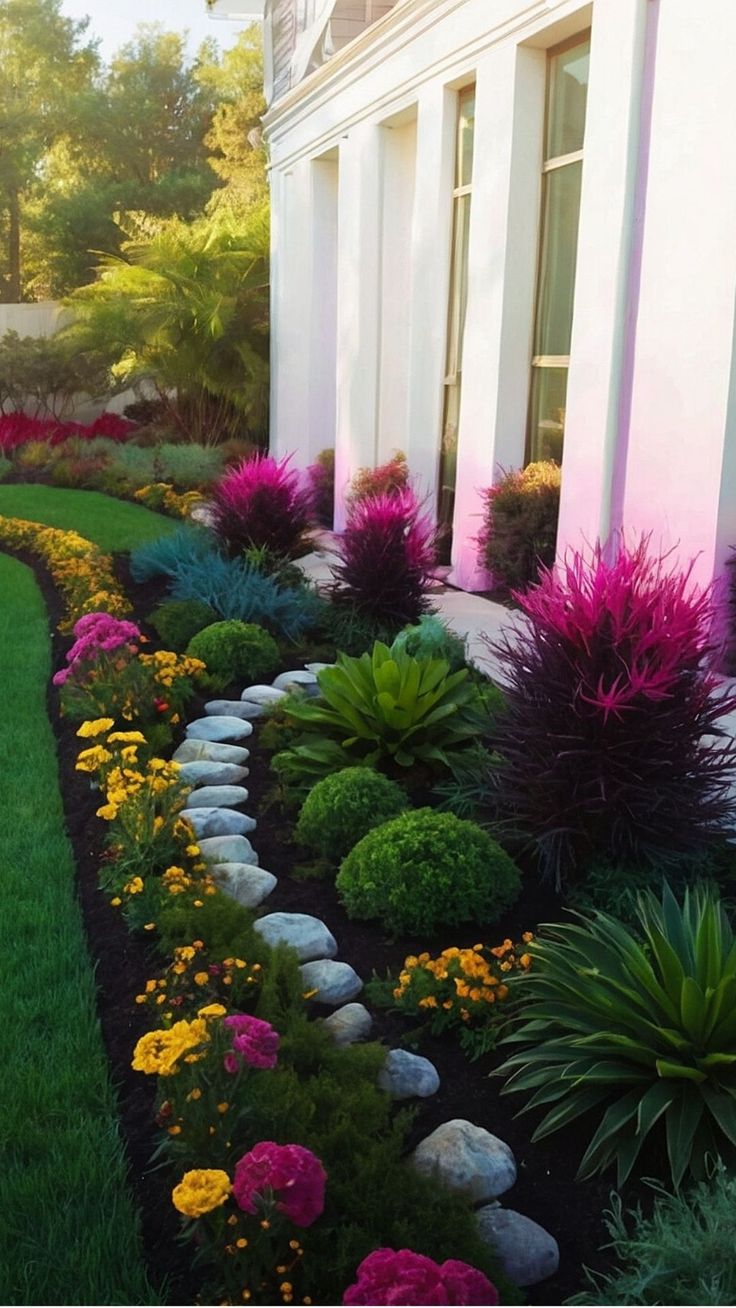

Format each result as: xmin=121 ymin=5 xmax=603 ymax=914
xmin=533 ymin=161 xmax=583 ymax=357
xmin=546 ymin=39 xmax=590 ymax=160
xmin=528 ymin=366 xmax=568 ymax=464
xmin=457 ymin=90 xmax=476 ymax=188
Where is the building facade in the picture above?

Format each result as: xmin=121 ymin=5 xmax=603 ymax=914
xmin=253 ymin=0 xmax=736 ymax=593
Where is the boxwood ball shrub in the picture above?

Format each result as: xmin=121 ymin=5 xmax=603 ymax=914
xmin=336 ymin=808 xmax=521 ymax=935
xmin=295 ymin=767 xmax=409 ymax=864
xmin=186 ymin=620 xmax=279 ymax=692
xmin=148 ymin=599 xmax=217 ymax=652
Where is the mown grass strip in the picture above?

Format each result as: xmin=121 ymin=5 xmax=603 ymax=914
xmin=0 ymin=551 xmax=159 ymax=1305
xmin=0 ymin=484 xmax=175 ymax=552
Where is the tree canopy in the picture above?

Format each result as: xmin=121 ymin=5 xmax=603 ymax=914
xmin=0 ymin=1 xmax=267 ymax=300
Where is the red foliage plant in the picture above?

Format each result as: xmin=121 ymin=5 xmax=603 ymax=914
xmin=348 ymin=451 xmax=409 ymax=503
xmin=331 ymin=487 xmax=437 ymax=628
xmin=210 ymin=452 xmax=313 ymax=558
xmin=0 ymin=411 xmax=134 ymax=452
xmin=487 ymin=537 xmax=736 ymax=885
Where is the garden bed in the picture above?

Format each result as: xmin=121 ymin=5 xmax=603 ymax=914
xmin=16 ymin=544 xmax=614 ymax=1306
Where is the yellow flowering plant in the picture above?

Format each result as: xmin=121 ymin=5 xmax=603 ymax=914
xmin=61 ymin=640 xmax=204 ymax=735
xmin=134 ymin=939 xmax=264 ymax=1023
xmin=374 ymin=936 xmax=534 ymax=1060
xmin=0 ymin=513 xmax=130 ymax=631
xmin=133 ymin=483 xmax=205 ymax=519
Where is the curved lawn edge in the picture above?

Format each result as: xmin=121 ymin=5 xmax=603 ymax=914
xmin=0 ymin=551 xmax=160 ymax=1305
xmin=0 ymin=484 xmax=176 ymax=552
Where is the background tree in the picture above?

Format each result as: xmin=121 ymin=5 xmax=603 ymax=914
xmin=0 ymin=0 xmax=98 ymax=300
xmin=198 ymin=26 xmax=268 ymax=215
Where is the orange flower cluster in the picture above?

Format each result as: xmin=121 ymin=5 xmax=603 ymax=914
xmin=391 ymin=935 xmax=534 ymax=1055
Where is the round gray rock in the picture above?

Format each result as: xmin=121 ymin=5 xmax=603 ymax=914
xmin=173 ymin=739 xmax=250 ymax=765
xmin=378 ymin=1049 xmax=440 ymax=1099
xmin=186 ymin=716 xmax=254 ymax=742
xmin=475 ymin=1208 xmax=559 ymax=1287
xmin=185 ymin=784 xmax=249 ymax=809
xmin=411 ymin=1120 xmax=516 ymax=1201
xmin=299 ymin=960 xmax=363 ymax=1006
xmin=180 ymin=808 xmax=257 ymax=839
xmin=322 ymin=1003 xmax=373 ymax=1046
xmin=305 ymin=662 xmax=333 ymax=675
xmin=198 ymin=834 xmax=259 ymax=865
xmin=240 ymin=684 xmax=287 ymax=704
xmin=254 ymin=912 xmax=337 ymax=962
xmin=205 ymin=700 xmax=264 ymax=720
xmin=272 ymin=670 xmax=318 ymax=691
xmin=211 ymin=863 xmax=276 ymax=909
xmin=177 ymin=760 xmax=249 ymax=787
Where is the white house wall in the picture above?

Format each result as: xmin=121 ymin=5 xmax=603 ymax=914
xmin=265 ymin=0 xmax=736 ymax=595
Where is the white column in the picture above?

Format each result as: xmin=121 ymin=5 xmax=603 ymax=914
xmin=333 ymin=121 xmax=384 ymax=528
xmin=306 ymin=155 xmax=339 ymax=469
xmin=404 ymin=83 xmax=456 ymax=508
xmin=268 ymin=161 xmax=315 ymax=464
xmin=448 ymin=43 xmax=546 ymax=590
xmin=556 ymin=0 xmax=650 ymax=559
xmin=620 ymin=0 xmax=736 ymax=592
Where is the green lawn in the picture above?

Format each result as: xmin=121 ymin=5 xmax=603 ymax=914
xmin=0 ymin=552 xmax=159 ymax=1305
xmin=0 ymin=484 xmax=175 ymax=552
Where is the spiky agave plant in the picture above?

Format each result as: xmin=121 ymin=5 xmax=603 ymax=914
xmin=487 ymin=537 xmax=736 ymax=884
xmin=499 ymin=882 xmax=736 ymax=1187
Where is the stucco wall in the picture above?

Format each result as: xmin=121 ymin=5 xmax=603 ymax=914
xmin=264 ymin=0 xmax=736 ymax=593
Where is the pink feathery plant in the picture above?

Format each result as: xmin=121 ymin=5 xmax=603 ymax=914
xmin=211 ymin=453 xmax=312 ymax=558
xmin=332 ymin=487 xmax=437 ymax=627
xmin=488 ymin=537 xmax=736 ymax=883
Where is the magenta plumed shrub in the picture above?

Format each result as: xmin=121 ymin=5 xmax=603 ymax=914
xmin=211 ymin=453 xmax=312 ymax=558
xmin=488 ymin=538 xmax=736 ymax=884
xmin=332 ymin=487 xmax=437 ymax=627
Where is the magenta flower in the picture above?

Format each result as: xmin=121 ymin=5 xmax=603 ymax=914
xmin=332 ymin=487 xmax=437 ymax=626
xmin=232 ymin=1142 xmax=326 ymax=1227
xmin=223 ymin=1013 xmax=279 ymax=1071
xmin=343 ymin=1249 xmax=499 ymax=1306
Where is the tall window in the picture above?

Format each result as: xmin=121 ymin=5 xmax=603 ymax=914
xmin=438 ymin=86 xmax=475 ymax=555
xmin=527 ymin=35 xmax=591 ymax=465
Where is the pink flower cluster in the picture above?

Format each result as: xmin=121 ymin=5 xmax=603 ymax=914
xmin=343 ymin=1249 xmax=499 ymax=1306
xmin=233 ymin=1141 xmax=326 ymax=1228
xmin=333 ymin=487 xmax=437 ymax=626
xmin=223 ymin=1013 xmax=280 ymax=1073
xmin=53 ymin=611 xmax=141 ymax=685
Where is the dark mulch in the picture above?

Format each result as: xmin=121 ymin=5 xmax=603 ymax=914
xmin=8 ymin=545 xmax=642 ymax=1306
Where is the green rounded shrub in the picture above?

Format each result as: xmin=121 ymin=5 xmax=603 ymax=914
xmin=187 ymin=620 xmax=280 ymax=692
xmin=296 ymin=767 xmax=409 ymax=864
xmin=336 ymin=808 xmax=521 ymax=935
xmin=148 ymin=599 xmax=218 ymax=652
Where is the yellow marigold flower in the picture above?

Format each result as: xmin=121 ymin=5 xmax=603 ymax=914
xmin=187 ymin=1088 xmax=202 ymax=1102
xmin=520 ymin=953 xmax=532 ymax=969
xmin=110 ymin=897 xmax=122 ymax=907
xmin=522 ymin=932 xmax=534 ymax=943
xmin=418 ymin=995 xmax=438 ymax=1009
xmin=194 ymin=971 xmax=209 ymax=986
xmin=217 ymin=1102 xmax=229 ymax=1114
xmin=186 ymin=844 xmax=201 ymax=858
xmin=108 ymin=731 xmax=146 ymax=744
xmin=96 ymin=803 xmax=119 ymax=821
xmin=198 ymin=1003 xmax=227 ymax=1019
xmin=77 ymin=718 xmax=115 ymax=738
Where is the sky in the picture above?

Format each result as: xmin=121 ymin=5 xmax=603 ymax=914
xmin=59 ymin=0 xmax=248 ymax=63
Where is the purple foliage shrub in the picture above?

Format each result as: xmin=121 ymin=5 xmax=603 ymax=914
xmin=211 ymin=453 xmax=312 ymax=558
xmin=488 ymin=538 xmax=736 ymax=883
xmin=331 ymin=487 xmax=437 ymax=627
